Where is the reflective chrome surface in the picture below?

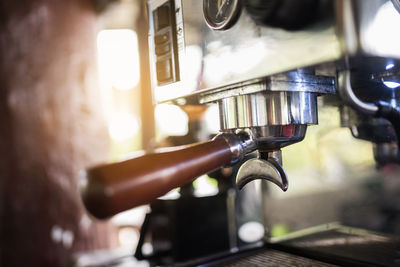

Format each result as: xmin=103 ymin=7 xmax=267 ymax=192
xmin=149 ymin=0 xmax=400 ymax=103
xmin=250 ymin=125 xmax=307 ymax=151
xmin=149 ymin=0 xmax=339 ymax=102
xmin=214 ymin=131 xmax=257 ymax=165
xmin=225 ymin=125 xmax=305 ymax=190
xmin=218 ymin=92 xmax=318 ymax=130
xmin=222 ymin=125 xmax=307 ymax=151
xmin=338 ymin=70 xmax=379 ymax=116
xmin=236 ymin=157 xmax=288 ymax=192
xmin=212 ymin=130 xmax=293 ymax=192
xmin=199 ymin=71 xmax=335 ymax=104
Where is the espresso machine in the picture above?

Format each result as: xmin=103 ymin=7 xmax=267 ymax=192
xmin=82 ymin=0 xmax=400 ymax=265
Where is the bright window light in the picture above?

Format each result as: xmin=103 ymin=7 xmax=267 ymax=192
xmin=205 ymin=104 xmax=220 ymax=134
xmin=155 ymin=104 xmax=188 ymax=136
xmin=97 ymin=29 xmax=140 ymax=91
xmin=193 ymin=175 xmax=218 ymax=197
xmin=238 ymin=221 xmax=265 ymax=243
xmin=108 ymin=112 xmax=140 ymax=141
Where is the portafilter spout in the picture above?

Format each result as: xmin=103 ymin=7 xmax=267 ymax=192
xmin=236 ymin=150 xmax=288 ymax=192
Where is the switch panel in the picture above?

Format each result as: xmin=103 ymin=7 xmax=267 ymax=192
xmin=151 ymin=0 xmax=180 ymax=86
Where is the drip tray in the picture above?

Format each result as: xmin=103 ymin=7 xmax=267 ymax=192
xmin=213 ymin=249 xmax=336 ymax=267
xmin=185 ymin=223 xmax=400 ymax=266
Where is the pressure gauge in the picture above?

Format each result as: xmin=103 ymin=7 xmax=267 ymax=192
xmin=203 ymin=0 xmax=241 ymax=30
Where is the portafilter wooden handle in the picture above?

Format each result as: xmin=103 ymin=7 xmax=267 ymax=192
xmin=81 ymin=134 xmax=245 ymax=219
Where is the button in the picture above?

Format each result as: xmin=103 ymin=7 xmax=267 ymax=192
xmin=155 ymin=43 xmax=171 ymax=56
xmin=154 ymin=33 xmax=170 ymax=45
xmin=156 ymin=59 xmax=172 ymax=82
xmin=156 ymin=5 xmax=170 ymax=30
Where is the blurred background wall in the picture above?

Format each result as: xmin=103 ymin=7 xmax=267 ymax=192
xmin=0 ymin=0 xmax=116 ymax=265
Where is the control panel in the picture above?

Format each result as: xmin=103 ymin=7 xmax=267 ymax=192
xmin=150 ymin=0 xmax=180 ymax=86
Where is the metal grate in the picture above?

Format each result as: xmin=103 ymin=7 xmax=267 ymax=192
xmin=216 ymin=249 xmax=337 ymax=267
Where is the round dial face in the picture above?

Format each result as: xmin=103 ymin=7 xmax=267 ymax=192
xmin=203 ymin=0 xmax=241 ymax=30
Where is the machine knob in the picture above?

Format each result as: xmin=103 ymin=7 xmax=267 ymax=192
xmin=244 ymin=0 xmax=322 ymax=30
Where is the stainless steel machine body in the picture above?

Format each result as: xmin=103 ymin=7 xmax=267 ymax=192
xmin=141 ymin=0 xmax=400 ymax=264
xmin=148 ymin=0 xmax=400 ymax=102
xmin=148 ymin=0 xmax=400 ymax=184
